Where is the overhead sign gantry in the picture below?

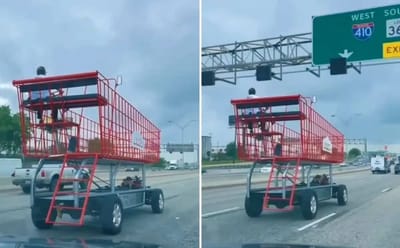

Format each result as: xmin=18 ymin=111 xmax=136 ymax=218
xmin=202 ymin=4 xmax=400 ymax=85
xmin=202 ymin=33 xmax=313 ymax=85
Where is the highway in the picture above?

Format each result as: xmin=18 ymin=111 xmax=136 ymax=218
xmin=202 ymin=169 xmax=400 ymax=248
xmin=0 ymin=170 xmax=198 ymax=248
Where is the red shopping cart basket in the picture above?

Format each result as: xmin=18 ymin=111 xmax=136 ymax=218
xmin=231 ymin=94 xmax=344 ymax=163
xmin=13 ymin=71 xmax=160 ymax=163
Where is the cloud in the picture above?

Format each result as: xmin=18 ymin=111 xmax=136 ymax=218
xmin=0 ymin=83 xmax=15 ymax=91
xmin=202 ymin=0 xmax=400 ymax=151
xmin=0 ymin=0 xmax=199 ymax=150
xmin=0 ymin=97 xmax=9 ymax=106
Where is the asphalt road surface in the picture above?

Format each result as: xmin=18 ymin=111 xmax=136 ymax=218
xmin=202 ymin=170 xmax=400 ymax=248
xmin=0 ymin=171 xmax=199 ymax=248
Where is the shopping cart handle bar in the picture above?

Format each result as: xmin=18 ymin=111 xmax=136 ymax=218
xmin=231 ymin=96 xmax=301 ymax=109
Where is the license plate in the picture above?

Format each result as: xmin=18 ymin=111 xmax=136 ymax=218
xmin=25 ymin=180 xmax=31 ymax=184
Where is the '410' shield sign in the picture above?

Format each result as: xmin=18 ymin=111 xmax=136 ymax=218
xmin=352 ymin=22 xmax=374 ymax=41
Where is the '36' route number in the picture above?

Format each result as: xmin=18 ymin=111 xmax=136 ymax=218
xmin=387 ymin=18 xmax=400 ymax=38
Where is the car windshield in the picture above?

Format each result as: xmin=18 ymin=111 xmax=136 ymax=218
xmin=0 ymin=1 xmax=199 ymax=248
xmin=2 ymin=1 xmax=400 ymax=248
xmin=202 ymin=1 xmax=399 ymax=247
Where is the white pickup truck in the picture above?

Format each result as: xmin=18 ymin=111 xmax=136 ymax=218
xmin=11 ymin=163 xmax=88 ymax=194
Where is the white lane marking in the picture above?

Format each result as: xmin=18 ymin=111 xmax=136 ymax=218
xmin=382 ymin=187 xmax=392 ymax=193
xmin=297 ymin=213 xmax=337 ymax=231
xmin=202 ymin=207 xmax=241 ymax=218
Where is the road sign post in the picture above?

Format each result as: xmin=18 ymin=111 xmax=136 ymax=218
xmin=166 ymin=143 xmax=195 ymax=153
xmin=313 ymin=4 xmax=400 ymax=65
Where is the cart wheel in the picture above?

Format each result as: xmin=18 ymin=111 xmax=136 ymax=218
xmin=151 ymin=189 xmax=164 ymax=213
xmin=245 ymin=195 xmax=263 ymax=217
xmin=337 ymin=185 xmax=348 ymax=206
xmin=300 ymin=190 xmax=318 ymax=220
xmin=31 ymin=205 xmax=56 ymax=229
xmin=22 ymin=185 xmax=30 ymax=194
xmin=101 ymin=197 xmax=123 ymax=235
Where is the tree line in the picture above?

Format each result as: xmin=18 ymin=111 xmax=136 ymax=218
xmin=204 ymin=141 xmax=238 ymax=162
xmin=0 ymin=105 xmax=23 ymax=156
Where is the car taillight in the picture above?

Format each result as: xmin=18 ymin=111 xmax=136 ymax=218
xmin=41 ymin=170 xmax=46 ymax=177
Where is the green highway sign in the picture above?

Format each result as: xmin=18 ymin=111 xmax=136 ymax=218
xmin=312 ymin=4 xmax=400 ymax=65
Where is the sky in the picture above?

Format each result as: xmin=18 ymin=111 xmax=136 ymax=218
xmin=202 ymin=0 xmax=400 ymax=152
xmin=0 ymin=1 xmax=199 ymax=161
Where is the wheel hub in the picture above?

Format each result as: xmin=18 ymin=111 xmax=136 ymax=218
xmin=343 ymin=189 xmax=348 ymax=203
xmin=159 ymin=194 xmax=164 ymax=210
xmin=112 ymin=204 xmax=122 ymax=227
xmin=310 ymin=196 xmax=317 ymax=213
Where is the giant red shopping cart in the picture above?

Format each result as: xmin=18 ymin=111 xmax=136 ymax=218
xmin=231 ymin=94 xmax=347 ymax=220
xmin=13 ymin=70 xmax=164 ymax=234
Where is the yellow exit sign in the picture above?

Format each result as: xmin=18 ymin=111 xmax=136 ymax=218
xmin=383 ymin=41 xmax=400 ymax=58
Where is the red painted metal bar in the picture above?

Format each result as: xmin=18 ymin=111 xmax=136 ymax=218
xmin=12 ymin=71 xmax=99 ymax=86
xmin=13 ymin=71 xmax=160 ymax=163
xmin=231 ymin=94 xmax=344 ymax=163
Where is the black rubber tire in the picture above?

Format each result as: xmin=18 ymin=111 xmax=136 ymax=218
xmin=31 ymin=205 xmax=56 ymax=229
xmin=245 ymin=195 xmax=263 ymax=217
xmin=151 ymin=189 xmax=164 ymax=213
xmin=49 ymin=177 xmax=58 ymax=192
xmin=300 ymin=190 xmax=318 ymax=220
xmin=100 ymin=197 xmax=123 ymax=235
xmin=22 ymin=185 xmax=31 ymax=194
xmin=337 ymin=185 xmax=348 ymax=206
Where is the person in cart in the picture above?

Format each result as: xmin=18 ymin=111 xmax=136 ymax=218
xmin=246 ymin=88 xmax=268 ymax=133
xmin=247 ymin=87 xmax=258 ymax=99
xmin=29 ymin=66 xmax=49 ymax=123
xmin=121 ymin=176 xmax=143 ymax=189
xmin=29 ymin=66 xmax=63 ymax=123
xmin=246 ymin=88 xmax=258 ymax=133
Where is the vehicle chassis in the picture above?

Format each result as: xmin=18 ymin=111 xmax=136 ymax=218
xmin=246 ymin=160 xmax=348 ymax=219
xmin=30 ymin=156 xmax=164 ymax=233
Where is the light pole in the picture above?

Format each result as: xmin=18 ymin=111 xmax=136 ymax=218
xmin=168 ymin=119 xmax=197 ymax=165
